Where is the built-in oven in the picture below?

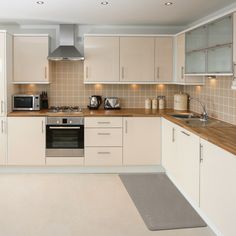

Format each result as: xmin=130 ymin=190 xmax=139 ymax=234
xmin=46 ymin=117 xmax=84 ymax=157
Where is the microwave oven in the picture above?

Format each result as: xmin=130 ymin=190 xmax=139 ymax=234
xmin=13 ymin=94 xmax=40 ymax=111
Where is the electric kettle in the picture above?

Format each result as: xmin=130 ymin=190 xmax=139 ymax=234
xmin=88 ymin=95 xmax=102 ymax=109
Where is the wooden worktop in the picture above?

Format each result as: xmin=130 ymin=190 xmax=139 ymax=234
xmin=8 ymin=108 xmax=236 ymax=156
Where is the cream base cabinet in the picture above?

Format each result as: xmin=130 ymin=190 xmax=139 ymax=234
xmin=200 ymin=139 xmax=236 ymax=236
xmin=175 ymin=127 xmax=200 ymax=205
xmin=155 ymin=37 xmax=173 ymax=82
xmin=0 ymin=117 xmax=6 ymax=165
xmin=162 ymin=118 xmax=178 ymax=177
xmin=123 ymin=117 xmax=161 ymax=165
xmin=120 ymin=37 xmax=155 ymax=82
xmin=84 ymin=36 xmax=119 ymax=83
xmin=8 ymin=117 xmax=46 ymax=166
xmin=13 ymin=35 xmax=49 ymax=84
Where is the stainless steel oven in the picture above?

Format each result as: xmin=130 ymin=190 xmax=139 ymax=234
xmin=46 ymin=117 xmax=84 ymax=157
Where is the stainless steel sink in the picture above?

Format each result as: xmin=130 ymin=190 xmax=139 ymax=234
xmin=169 ymin=113 xmax=229 ymax=127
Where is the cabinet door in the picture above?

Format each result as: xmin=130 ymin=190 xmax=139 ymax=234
xmin=120 ymin=37 xmax=155 ymax=82
xmin=200 ymin=139 xmax=236 ymax=236
xmin=161 ymin=118 xmax=178 ymax=176
xmin=176 ymin=33 xmax=185 ymax=82
xmin=13 ymin=36 xmax=49 ymax=83
xmin=84 ymin=37 xmax=119 ymax=82
xmin=123 ymin=117 xmax=161 ymax=165
xmin=0 ymin=33 xmax=6 ymax=116
xmin=0 ymin=117 xmax=6 ymax=165
xmin=186 ymin=51 xmax=206 ymax=74
xmin=176 ymin=127 xmax=200 ymax=205
xmin=8 ymin=117 xmax=46 ymax=165
xmin=155 ymin=37 xmax=173 ymax=82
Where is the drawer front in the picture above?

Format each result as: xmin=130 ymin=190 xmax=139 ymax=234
xmin=85 ymin=128 xmax=122 ymax=146
xmin=46 ymin=157 xmax=84 ymax=166
xmin=85 ymin=147 xmax=122 ymax=166
xmin=85 ymin=117 xmax=122 ymax=128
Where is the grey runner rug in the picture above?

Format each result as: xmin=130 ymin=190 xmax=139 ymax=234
xmin=119 ymin=173 xmax=206 ymax=231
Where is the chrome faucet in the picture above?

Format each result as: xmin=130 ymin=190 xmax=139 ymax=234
xmin=189 ymin=97 xmax=208 ymax=121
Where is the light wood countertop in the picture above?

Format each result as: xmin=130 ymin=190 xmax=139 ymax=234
xmin=8 ymin=108 xmax=236 ymax=156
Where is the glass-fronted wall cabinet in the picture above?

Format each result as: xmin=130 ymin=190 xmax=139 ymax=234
xmin=185 ymin=14 xmax=233 ymax=75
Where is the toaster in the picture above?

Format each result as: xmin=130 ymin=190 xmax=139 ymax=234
xmin=104 ymin=97 xmax=120 ymax=110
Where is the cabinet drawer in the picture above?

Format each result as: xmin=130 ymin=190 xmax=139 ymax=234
xmin=46 ymin=157 xmax=84 ymax=166
xmin=85 ymin=128 xmax=122 ymax=146
xmin=85 ymin=117 xmax=122 ymax=128
xmin=85 ymin=147 xmax=122 ymax=166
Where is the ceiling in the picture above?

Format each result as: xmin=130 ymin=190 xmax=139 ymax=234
xmin=0 ymin=0 xmax=236 ymax=26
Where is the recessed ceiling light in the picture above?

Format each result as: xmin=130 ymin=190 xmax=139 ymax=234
xmin=36 ymin=1 xmax=44 ymax=5
xmin=101 ymin=1 xmax=109 ymax=5
xmin=165 ymin=2 xmax=173 ymax=6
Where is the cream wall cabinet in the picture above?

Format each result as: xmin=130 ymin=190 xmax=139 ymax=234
xmin=162 ymin=118 xmax=200 ymax=205
xmin=120 ymin=37 xmax=155 ymax=82
xmin=8 ymin=117 xmax=46 ymax=165
xmin=155 ymin=37 xmax=173 ymax=82
xmin=123 ymin=117 xmax=161 ymax=165
xmin=200 ymin=139 xmax=236 ymax=236
xmin=85 ymin=117 xmax=123 ymax=166
xmin=84 ymin=36 xmax=119 ymax=83
xmin=0 ymin=117 xmax=6 ymax=165
xmin=13 ymin=35 xmax=50 ymax=84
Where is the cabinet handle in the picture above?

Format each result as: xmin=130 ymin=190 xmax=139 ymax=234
xmin=172 ymin=127 xmax=175 ymax=142
xmin=121 ymin=67 xmax=124 ymax=79
xmin=156 ymin=67 xmax=160 ymax=80
xmin=200 ymin=144 xmax=203 ymax=163
xmin=1 ymin=120 xmax=3 ymax=133
xmin=181 ymin=131 xmax=190 ymax=136
xmin=42 ymin=120 xmax=44 ymax=133
xmin=1 ymin=100 xmax=3 ymax=114
xmin=44 ymin=66 xmax=47 ymax=79
xmin=181 ymin=66 xmax=184 ymax=79
xmin=233 ymin=62 xmax=236 ymax=78
xmin=125 ymin=120 xmax=128 ymax=134
xmin=86 ymin=66 xmax=89 ymax=79
xmin=97 ymin=152 xmax=111 ymax=155
xmin=97 ymin=121 xmax=110 ymax=124
xmin=97 ymin=133 xmax=110 ymax=135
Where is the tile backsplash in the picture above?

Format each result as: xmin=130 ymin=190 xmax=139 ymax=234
xmin=20 ymin=61 xmax=179 ymax=109
xmin=183 ymin=77 xmax=236 ymax=125
xmin=19 ymin=61 xmax=236 ymax=125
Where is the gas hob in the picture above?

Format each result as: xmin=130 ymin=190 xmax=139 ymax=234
xmin=48 ymin=106 xmax=82 ymax=113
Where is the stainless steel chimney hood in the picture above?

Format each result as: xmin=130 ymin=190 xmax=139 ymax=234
xmin=48 ymin=24 xmax=84 ymax=61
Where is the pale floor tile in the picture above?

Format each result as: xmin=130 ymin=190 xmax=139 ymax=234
xmin=0 ymin=174 xmax=215 ymax=236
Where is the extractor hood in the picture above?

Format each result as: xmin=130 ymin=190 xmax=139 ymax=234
xmin=48 ymin=24 xmax=84 ymax=61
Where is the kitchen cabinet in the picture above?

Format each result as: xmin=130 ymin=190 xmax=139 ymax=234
xmin=84 ymin=36 xmax=119 ymax=83
xmin=185 ymin=15 xmax=233 ymax=75
xmin=8 ymin=117 xmax=46 ymax=166
xmin=120 ymin=37 xmax=155 ymax=82
xmin=85 ymin=117 xmax=123 ymax=166
xmin=175 ymin=33 xmax=204 ymax=84
xmin=0 ymin=117 xmax=6 ymax=165
xmin=162 ymin=118 xmax=200 ymax=205
xmin=123 ymin=117 xmax=161 ymax=165
xmin=155 ymin=37 xmax=173 ymax=82
xmin=13 ymin=35 xmax=50 ymax=84
xmin=200 ymin=139 xmax=236 ymax=236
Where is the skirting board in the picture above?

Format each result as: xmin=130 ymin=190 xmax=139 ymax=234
xmin=0 ymin=165 xmax=165 ymax=174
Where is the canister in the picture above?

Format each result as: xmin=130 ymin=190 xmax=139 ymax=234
xmin=174 ymin=92 xmax=188 ymax=110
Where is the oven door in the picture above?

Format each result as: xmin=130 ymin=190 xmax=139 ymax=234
xmin=46 ymin=125 xmax=84 ymax=157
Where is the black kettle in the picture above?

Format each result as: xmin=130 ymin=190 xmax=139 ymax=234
xmin=88 ymin=95 xmax=102 ymax=109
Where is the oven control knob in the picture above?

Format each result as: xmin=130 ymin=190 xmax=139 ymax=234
xmin=69 ymin=120 xmax=72 ymax=124
xmin=57 ymin=121 xmax=60 ymax=124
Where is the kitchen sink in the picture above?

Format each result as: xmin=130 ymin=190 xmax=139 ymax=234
xmin=169 ymin=113 xmax=230 ymax=127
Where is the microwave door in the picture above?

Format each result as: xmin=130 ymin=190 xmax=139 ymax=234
xmin=14 ymin=96 xmax=33 ymax=110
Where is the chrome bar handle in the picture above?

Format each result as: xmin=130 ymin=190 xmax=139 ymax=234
xmin=233 ymin=62 xmax=236 ymax=78
xmin=181 ymin=66 xmax=184 ymax=79
xmin=121 ymin=67 xmax=125 ymax=79
xmin=200 ymin=144 xmax=203 ymax=163
xmin=1 ymin=120 xmax=3 ymax=133
xmin=97 ymin=133 xmax=110 ymax=135
xmin=45 ymin=66 xmax=47 ymax=79
xmin=97 ymin=122 xmax=111 ymax=124
xmin=172 ymin=127 xmax=175 ymax=142
xmin=42 ymin=120 xmax=44 ymax=133
xmin=1 ymin=100 xmax=3 ymax=114
xmin=125 ymin=120 xmax=128 ymax=134
xmin=86 ymin=66 xmax=89 ymax=79
xmin=97 ymin=152 xmax=111 ymax=155
xmin=49 ymin=126 xmax=81 ymax=129
xmin=156 ymin=67 xmax=160 ymax=80
xmin=181 ymin=131 xmax=190 ymax=136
